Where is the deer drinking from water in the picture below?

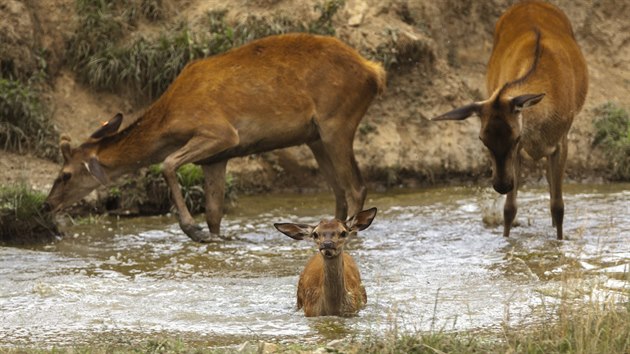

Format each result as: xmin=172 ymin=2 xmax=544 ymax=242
xmin=432 ymin=1 xmax=588 ymax=239
xmin=43 ymin=34 xmax=385 ymax=242
xmin=274 ymin=208 xmax=376 ymax=317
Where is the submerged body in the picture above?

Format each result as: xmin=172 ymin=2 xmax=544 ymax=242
xmin=433 ymin=0 xmax=588 ymax=239
xmin=44 ymin=34 xmax=385 ymax=242
xmin=297 ymin=252 xmax=367 ymax=317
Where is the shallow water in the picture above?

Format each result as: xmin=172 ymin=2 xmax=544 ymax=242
xmin=1 ymin=184 xmax=629 ymax=348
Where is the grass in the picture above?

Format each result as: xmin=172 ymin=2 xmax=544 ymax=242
xmin=102 ymin=164 xmax=236 ymax=216
xmin=3 ymin=282 xmax=628 ymax=353
xmin=0 ymin=72 xmax=59 ymax=160
xmin=0 ymin=184 xmax=61 ymax=245
xmin=67 ymin=0 xmax=345 ymax=102
xmin=593 ymin=102 xmax=630 ymax=180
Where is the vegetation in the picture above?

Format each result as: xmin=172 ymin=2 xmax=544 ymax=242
xmin=67 ymin=0 xmax=345 ymax=102
xmin=0 ymin=57 xmax=59 ymax=160
xmin=0 ymin=185 xmax=61 ymax=245
xmin=3 ymin=276 xmax=628 ymax=353
xmin=104 ymin=164 xmax=236 ymax=216
xmin=593 ymin=102 xmax=630 ymax=180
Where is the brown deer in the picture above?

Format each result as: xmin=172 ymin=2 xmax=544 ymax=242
xmin=274 ymin=207 xmax=376 ymax=317
xmin=43 ymin=33 xmax=386 ymax=242
xmin=432 ymin=1 xmax=588 ymax=239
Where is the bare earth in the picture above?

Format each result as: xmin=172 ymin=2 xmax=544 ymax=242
xmin=1 ymin=0 xmax=628 ymax=194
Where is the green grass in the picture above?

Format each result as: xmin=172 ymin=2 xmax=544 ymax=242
xmin=593 ymin=102 xmax=630 ymax=180
xmin=4 ymin=284 xmax=628 ymax=353
xmin=0 ymin=185 xmax=61 ymax=245
xmin=0 ymin=76 xmax=59 ymax=160
xmin=67 ymin=0 xmax=345 ymax=102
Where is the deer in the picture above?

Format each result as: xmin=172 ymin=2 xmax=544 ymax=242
xmin=274 ymin=207 xmax=376 ymax=317
xmin=432 ymin=0 xmax=588 ymax=240
xmin=43 ymin=33 xmax=386 ymax=242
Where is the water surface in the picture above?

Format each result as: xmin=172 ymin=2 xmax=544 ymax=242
xmin=1 ymin=184 xmax=629 ymax=348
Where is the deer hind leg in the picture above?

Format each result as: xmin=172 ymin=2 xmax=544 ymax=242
xmin=308 ymin=140 xmax=348 ymax=220
xmin=503 ymin=154 xmax=522 ymax=237
xmin=163 ymin=129 xmax=238 ymax=242
xmin=546 ymin=137 xmax=568 ymax=240
xmin=317 ymin=122 xmax=366 ymax=219
xmin=202 ymin=161 xmax=228 ymax=238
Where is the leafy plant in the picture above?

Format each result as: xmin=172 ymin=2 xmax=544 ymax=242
xmin=593 ymin=102 xmax=630 ymax=180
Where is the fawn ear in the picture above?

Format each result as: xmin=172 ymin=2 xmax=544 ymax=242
xmin=274 ymin=223 xmax=314 ymax=240
xmin=347 ymin=207 xmax=377 ymax=232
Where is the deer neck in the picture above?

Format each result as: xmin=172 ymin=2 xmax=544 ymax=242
xmin=96 ymin=110 xmax=167 ymax=174
xmin=321 ymin=253 xmax=346 ymax=314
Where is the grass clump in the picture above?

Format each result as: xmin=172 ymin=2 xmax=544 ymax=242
xmin=0 ymin=185 xmax=61 ymax=245
xmin=593 ymin=102 xmax=630 ymax=180
xmin=67 ymin=0 xmax=345 ymax=102
xmin=0 ymin=57 xmax=59 ymax=160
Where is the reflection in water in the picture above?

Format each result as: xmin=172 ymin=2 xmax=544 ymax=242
xmin=0 ymin=184 xmax=628 ymax=347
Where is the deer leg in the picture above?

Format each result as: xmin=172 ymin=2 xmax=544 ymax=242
xmin=317 ymin=128 xmax=366 ymax=219
xmin=308 ymin=140 xmax=348 ymax=220
xmin=503 ymin=156 xmax=521 ymax=237
xmin=202 ymin=161 xmax=228 ymax=238
xmin=163 ymin=130 xmax=238 ymax=242
xmin=546 ymin=137 xmax=568 ymax=240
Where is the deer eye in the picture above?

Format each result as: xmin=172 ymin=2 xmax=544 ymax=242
xmin=61 ymin=172 xmax=72 ymax=182
xmin=340 ymin=231 xmax=348 ymax=238
xmin=311 ymin=232 xmax=318 ymax=239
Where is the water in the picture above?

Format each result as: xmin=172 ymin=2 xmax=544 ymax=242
xmin=1 ymin=184 xmax=629 ymax=348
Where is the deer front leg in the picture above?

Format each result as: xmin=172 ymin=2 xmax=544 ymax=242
xmin=202 ymin=161 xmax=228 ymax=238
xmin=546 ymin=137 xmax=568 ymax=240
xmin=503 ymin=154 xmax=521 ymax=237
xmin=163 ymin=129 xmax=239 ymax=242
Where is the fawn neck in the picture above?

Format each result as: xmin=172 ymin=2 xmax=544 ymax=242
xmin=321 ymin=252 xmax=345 ymax=314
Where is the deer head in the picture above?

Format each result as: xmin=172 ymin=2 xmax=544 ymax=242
xmin=433 ymin=91 xmax=544 ymax=194
xmin=43 ymin=113 xmax=124 ymax=212
xmin=274 ymin=208 xmax=377 ymax=258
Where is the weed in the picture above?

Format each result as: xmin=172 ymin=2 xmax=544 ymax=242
xmin=0 ymin=184 xmax=61 ymax=244
xmin=593 ymin=102 xmax=630 ymax=180
xmin=67 ymin=0 xmax=345 ymax=102
xmin=0 ymin=75 xmax=59 ymax=160
xmin=371 ymin=28 xmax=435 ymax=71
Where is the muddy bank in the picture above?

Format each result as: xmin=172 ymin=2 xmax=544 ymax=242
xmin=1 ymin=0 xmax=628 ymax=196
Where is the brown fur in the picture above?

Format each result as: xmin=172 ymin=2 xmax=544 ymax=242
xmin=433 ymin=0 xmax=588 ymax=239
xmin=45 ymin=34 xmax=385 ymax=242
xmin=274 ymin=208 xmax=376 ymax=317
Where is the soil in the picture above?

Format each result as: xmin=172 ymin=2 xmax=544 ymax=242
xmin=1 ymin=0 xmax=628 ymax=197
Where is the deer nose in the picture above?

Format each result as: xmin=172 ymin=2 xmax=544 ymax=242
xmin=493 ymin=181 xmax=514 ymax=195
xmin=41 ymin=202 xmax=52 ymax=213
xmin=320 ymin=241 xmax=335 ymax=250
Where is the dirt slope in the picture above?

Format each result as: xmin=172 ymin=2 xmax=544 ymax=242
xmin=1 ymin=0 xmax=628 ymax=194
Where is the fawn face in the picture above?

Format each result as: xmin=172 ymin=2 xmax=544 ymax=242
xmin=274 ymin=208 xmax=377 ymax=258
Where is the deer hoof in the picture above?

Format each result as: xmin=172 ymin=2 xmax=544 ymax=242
xmin=180 ymin=223 xmax=214 ymax=243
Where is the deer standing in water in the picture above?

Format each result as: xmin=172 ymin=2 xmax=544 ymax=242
xmin=43 ymin=34 xmax=385 ymax=242
xmin=433 ymin=0 xmax=588 ymax=239
xmin=274 ymin=208 xmax=377 ymax=317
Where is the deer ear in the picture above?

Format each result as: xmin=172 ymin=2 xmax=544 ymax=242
xmin=91 ymin=113 xmax=123 ymax=140
xmin=60 ymin=135 xmax=72 ymax=161
xmin=511 ymin=93 xmax=545 ymax=112
xmin=86 ymin=156 xmax=109 ymax=185
xmin=432 ymin=102 xmax=482 ymax=121
xmin=347 ymin=207 xmax=377 ymax=232
xmin=274 ymin=223 xmax=314 ymax=240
